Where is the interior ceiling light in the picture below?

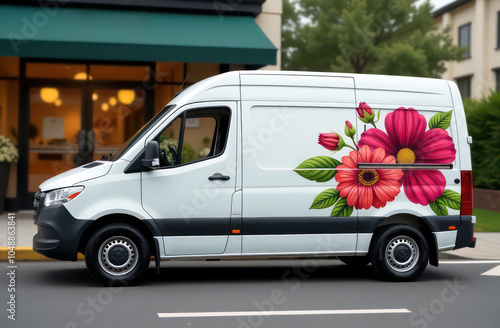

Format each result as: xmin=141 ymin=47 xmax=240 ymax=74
xmin=74 ymin=72 xmax=92 ymax=80
xmin=40 ymin=88 xmax=59 ymax=103
xmin=101 ymin=103 xmax=110 ymax=112
xmin=92 ymin=93 xmax=98 ymax=101
xmin=54 ymin=99 xmax=62 ymax=107
xmin=117 ymin=89 xmax=135 ymax=105
xmin=109 ymin=97 xmax=117 ymax=106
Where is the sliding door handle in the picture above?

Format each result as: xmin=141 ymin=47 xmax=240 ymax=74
xmin=209 ymin=173 xmax=230 ymax=181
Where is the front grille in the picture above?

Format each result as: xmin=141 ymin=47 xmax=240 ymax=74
xmin=33 ymin=190 xmax=41 ymax=211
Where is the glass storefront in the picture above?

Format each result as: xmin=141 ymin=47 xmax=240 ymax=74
xmin=0 ymin=57 xmax=242 ymax=208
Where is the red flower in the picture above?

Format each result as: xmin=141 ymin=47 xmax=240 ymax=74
xmin=335 ymin=145 xmax=403 ymax=210
xmin=359 ymin=107 xmax=456 ymax=206
xmin=357 ymin=101 xmax=373 ymax=118
xmin=318 ymin=132 xmax=345 ymax=151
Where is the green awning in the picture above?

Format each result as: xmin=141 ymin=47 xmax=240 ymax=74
xmin=0 ymin=5 xmax=277 ymax=66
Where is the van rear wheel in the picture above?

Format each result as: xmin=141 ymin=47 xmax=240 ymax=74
xmin=370 ymin=225 xmax=429 ymax=282
xmin=85 ymin=224 xmax=150 ymax=286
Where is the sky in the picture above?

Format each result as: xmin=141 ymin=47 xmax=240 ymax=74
xmin=428 ymin=0 xmax=456 ymax=11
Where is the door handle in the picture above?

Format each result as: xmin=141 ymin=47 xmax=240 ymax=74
xmin=209 ymin=173 xmax=230 ymax=181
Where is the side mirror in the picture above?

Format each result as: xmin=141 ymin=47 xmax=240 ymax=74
xmin=141 ymin=141 xmax=160 ymax=170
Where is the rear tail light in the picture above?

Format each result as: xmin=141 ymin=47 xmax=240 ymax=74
xmin=461 ymin=170 xmax=473 ymax=215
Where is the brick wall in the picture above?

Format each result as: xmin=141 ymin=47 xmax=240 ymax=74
xmin=473 ymin=188 xmax=500 ymax=212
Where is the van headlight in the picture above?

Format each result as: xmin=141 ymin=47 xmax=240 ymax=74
xmin=44 ymin=186 xmax=84 ymax=207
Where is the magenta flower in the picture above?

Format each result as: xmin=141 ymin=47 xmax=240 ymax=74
xmin=318 ymin=132 xmax=345 ymax=151
xmin=359 ymin=107 xmax=456 ymax=206
xmin=357 ymin=102 xmax=376 ymax=124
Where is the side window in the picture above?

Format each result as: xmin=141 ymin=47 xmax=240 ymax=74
xmin=155 ymin=107 xmax=230 ymax=167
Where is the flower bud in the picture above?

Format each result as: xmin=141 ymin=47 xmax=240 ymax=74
xmin=357 ymin=102 xmax=376 ymax=124
xmin=344 ymin=120 xmax=356 ymax=138
xmin=318 ymin=132 xmax=345 ymax=151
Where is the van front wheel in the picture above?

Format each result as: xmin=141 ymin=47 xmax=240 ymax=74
xmin=85 ymin=224 xmax=150 ymax=286
xmin=370 ymin=225 xmax=429 ymax=282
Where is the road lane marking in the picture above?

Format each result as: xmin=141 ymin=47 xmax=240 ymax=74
xmin=440 ymin=260 xmax=500 ymax=264
xmin=481 ymin=265 xmax=500 ymax=276
xmin=158 ymin=309 xmax=411 ymax=318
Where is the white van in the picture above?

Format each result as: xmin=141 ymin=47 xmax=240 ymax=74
xmin=33 ymin=71 xmax=476 ymax=284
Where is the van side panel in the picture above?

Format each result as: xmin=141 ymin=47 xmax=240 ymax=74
xmin=240 ymin=75 xmax=359 ymax=255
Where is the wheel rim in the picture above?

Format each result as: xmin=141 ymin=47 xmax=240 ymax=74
xmin=385 ymin=235 xmax=419 ymax=273
xmin=98 ymin=236 xmax=139 ymax=276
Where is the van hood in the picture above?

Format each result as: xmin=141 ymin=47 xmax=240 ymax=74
xmin=39 ymin=161 xmax=113 ymax=192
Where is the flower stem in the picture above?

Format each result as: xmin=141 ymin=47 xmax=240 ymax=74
xmin=350 ymin=137 xmax=359 ymax=150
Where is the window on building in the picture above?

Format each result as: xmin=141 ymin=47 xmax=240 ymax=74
xmin=495 ymin=69 xmax=500 ymax=91
xmin=456 ymin=76 xmax=472 ymax=98
xmin=497 ymin=12 xmax=500 ymax=49
xmin=459 ymin=23 xmax=471 ymax=59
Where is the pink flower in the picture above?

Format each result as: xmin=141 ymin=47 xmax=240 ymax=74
xmin=359 ymin=107 xmax=456 ymax=206
xmin=335 ymin=145 xmax=403 ymax=210
xmin=357 ymin=102 xmax=376 ymax=124
xmin=357 ymin=102 xmax=373 ymax=118
xmin=318 ymin=132 xmax=345 ymax=151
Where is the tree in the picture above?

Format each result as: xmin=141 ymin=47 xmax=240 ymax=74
xmin=282 ymin=0 xmax=463 ymax=77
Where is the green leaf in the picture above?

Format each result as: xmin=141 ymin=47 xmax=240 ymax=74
xmin=430 ymin=198 xmax=449 ymax=216
xmin=441 ymin=189 xmax=461 ymax=210
xmin=310 ymin=188 xmax=340 ymax=209
xmin=330 ymin=197 xmax=354 ymax=217
xmin=429 ymin=110 xmax=453 ymax=130
xmin=294 ymin=156 xmax=341 ymax=182
xmin=376 ymin=109 xmax=381 ymax=123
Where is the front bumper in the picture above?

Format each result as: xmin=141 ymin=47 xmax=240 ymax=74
xmin=33 ymin=191 xmax=91 ymax=261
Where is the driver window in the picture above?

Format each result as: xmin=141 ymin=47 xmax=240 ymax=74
xmin=155 ymin=107 xmax=230 ymax=167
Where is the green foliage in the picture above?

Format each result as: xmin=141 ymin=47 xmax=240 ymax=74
xmin=294 ymin=156 xmax=341 ymax=182
xmin=430 ymin=198 xmax=448 ymax=216
xmin=310 ymin=188 xmax=340 ymax=209
xmin=465 ymin=92 xmax=500 ymax=190
xmin=330 ymin=197 xmax=354 ymax=217
xmin=429 ymin=110 xmax=452 ymax=130
xmin=282 ymin=0 xmax=463 ymax=77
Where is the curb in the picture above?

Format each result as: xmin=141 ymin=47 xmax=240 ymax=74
xmin=0 ymin=247 xmax=85 ymax=261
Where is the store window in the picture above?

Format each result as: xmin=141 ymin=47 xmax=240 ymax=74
xmin=459 ymin=23 xmax=471 ymax=59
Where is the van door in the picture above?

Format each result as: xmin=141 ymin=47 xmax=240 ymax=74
xmin=239 ymin=74 xmax=359 ymax=255
xmin=141 ymin=102 xmax=237 ymax=255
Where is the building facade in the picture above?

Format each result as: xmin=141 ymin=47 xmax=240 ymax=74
xmin=0 ymin=0 xmax=281 ymax=209
xmin=434 ymin=0 xmax=500 ymax=98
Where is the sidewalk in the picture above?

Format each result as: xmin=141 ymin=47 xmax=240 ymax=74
xmin=1 ymin=211 xmax=499 ymax=260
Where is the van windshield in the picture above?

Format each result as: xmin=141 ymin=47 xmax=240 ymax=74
xmin=107 ymin=105 xmax=176 ymax=161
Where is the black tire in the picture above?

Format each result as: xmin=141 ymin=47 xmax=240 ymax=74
xmin=370 ymin=225 xmax=429 ymax=282
xmin=85 ymin=224 xmax=151 ymax=286
xmin=338 ymin=255 xmax=371 ymax=267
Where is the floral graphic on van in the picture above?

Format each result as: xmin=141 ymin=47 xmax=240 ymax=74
xmin=336 ymin=145 xmax=403 ymax=210
xmin=294 ymin=102 xmax=461 ymax=217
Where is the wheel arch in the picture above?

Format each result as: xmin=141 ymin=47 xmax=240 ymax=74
xmin=370 ymin=214 xmax=438 ymax=267
xmin=78 ymin=214 xmax=160 ymax=258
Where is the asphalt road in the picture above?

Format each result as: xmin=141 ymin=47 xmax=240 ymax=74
xmin=1 ymin=259 xmax=500 ymax=328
